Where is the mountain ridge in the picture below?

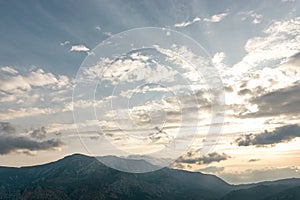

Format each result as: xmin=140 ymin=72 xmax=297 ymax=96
xmin=0 ymin=153 xmax=299 ymax=200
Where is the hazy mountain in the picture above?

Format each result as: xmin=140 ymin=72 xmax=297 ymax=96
xmin=0 ymin=154 xmax=299 ymax=200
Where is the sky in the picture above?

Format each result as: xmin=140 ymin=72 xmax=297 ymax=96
xmin=0 ymin=0 xmax=300 ymax=184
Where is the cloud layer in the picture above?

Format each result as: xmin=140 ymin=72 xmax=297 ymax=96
xmin=235 ymin=124 xmax=300 ymax=146
xmin=176 ymin=152 xmax=230 ymax=165
xmin=0 ymin=122 xmax=64 ymax=155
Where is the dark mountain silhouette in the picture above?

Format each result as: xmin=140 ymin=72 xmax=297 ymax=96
xmin=0 ymin=154 xmax=299 ymax=200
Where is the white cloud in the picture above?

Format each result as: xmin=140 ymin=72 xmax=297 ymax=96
xmin=204 ymin=12 xmax=228 ymax=23
xmin=229 ymin=17 xmax=300 ymax=77
xmin=1 ymin=66 xmax=18 ymax=74
xmin=212 ymin=52 xmax=228 ymax=75
xmin=60 ymin=40 xmax=70 ymax=46
xmin=0 ymin=69 xmax=58 ymax=92
xmin=95 ymin=25 xmax=101 ymax=31
xmin=70 ymin=44 xmax=90 ymax=52
xmin=249 ymin=12 xmax=263 ymax=24
xmin=104 ymin=32 xmax=112 ymax=37
xmin=174 ymin=17 xmax=201 ymax=28
xmin=85 ymin=53 xmax=177 ymax=84
xmin=239 ymin=11 xmax=263 ymax=24
xmin=252 ymin=16 xmax=262 ymax=24
xmin=62 ymin=99 xmax=106 ymax=112
xmin=212 ymin=52 xmax=226 ymax=66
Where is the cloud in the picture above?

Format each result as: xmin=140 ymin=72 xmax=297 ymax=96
xmin=219 ymin=167 xmax=300 ymax=184
xmin=0 ymin=121 xmax=16 ymax=135
xmin=229 ymin=17 xmax=300 ymax=76
xmin=239 ymin=11 xmax=263 ymax=24
xmin=204 ymin=12 xmax=228 ymax=23
xmin=252 ymin=15 xmax=262 ymax=24
xmin=176 ymin=152 xmax=230 ymax=165
xmin=0 ymin=122 xmax=64 ymax=155
xmin=212 ymin=52 xmax=226 ymax=65
xmin=0 ymin=66 xmax=18 ymax=74
xmin=200 ymin=166 xmax=225 ymax=173
xmin=0 ymin=69 xmax=58 ymax=92
xmin=0 ymin=107 xmax=56 ymax=121
xmin=60 ymin=40 xmax=70 ymax=46
xmin=104 ymin=32 xmax=112 ymax=37
xmin=280 ymin=52 xmax=300 ymax=76
xmin=70 ymin=44 xmax=90 ymax=52
xmin=174 ymin=17 xmax=201 ymax=27
xmin=86 ymin=52 xmax=177 ymax=84
xmin=0 ymin=136 xmax=63 ymax=155
xmin=243 ymin=84 xmax=300 ymax=118
xmin=29 ymin=127 xmax=47 ymax=140
xmin=0 ymin=67 xmax=71 ymax=121
xmin=248 ymin=159 xmax=260 ymax=162
xmin=238 ymin=88 xmax=251 ymax=96
xmin=95 ymin=26 xmax=101 ymax=31
xmin=235 ymin=124 xmax=300 ymax=146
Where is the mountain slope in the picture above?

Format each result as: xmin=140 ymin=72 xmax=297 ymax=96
xmin=221 ymin=178 xmax=300 ymax=200
xmin=0 ymin=154 xmax=232 ymax=200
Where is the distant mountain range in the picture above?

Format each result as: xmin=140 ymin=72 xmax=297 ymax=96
xmin=0 ymin=154 xmax=299 ymax=200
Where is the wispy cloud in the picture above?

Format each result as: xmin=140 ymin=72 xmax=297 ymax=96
xmin=174 ymin=17 xmax=201 ymax=27
xmin=219 ymin=167 xmax=300 ymax=184
xmin=0 ymin=66 xmax=18 ymax=74
xmin=0 ymin=107 xmax=56 ymax=121
xmin=204 ymin=12 xmax=228 ymax=23
xmin=200 ymin=166 xmax=225 ymax=173
xmin=239 ymin=11 xmax=263 ymax=24
xmin=104 ymin=32 xmax=112 ymax=37
xmin=60 ymin=40 xmax=70 ymax=46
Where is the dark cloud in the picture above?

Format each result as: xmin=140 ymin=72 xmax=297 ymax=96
xmin=176 ymin=152 xmax=230 ymax=165
xmin=248 ymin=159 xmax=260 ymax=162
xmin=0 ymin=122 xmax=64 ymax=155
xmin=90 ymin=136 xmax=99 ymax=140
xmin=242 ymin=84 xmax=300 ymax=118
xmin=240 ymin=81 xmax=248 ymax=88
xmin=235 ymin=124 xmax=300 ymax=147
xmin=224 ymin=86 xmax=234 ymax=92
xmin=54 ymin=132 xmax=62 ymax=136
xmin=0 ymin=122 xmax=16 ymax=134
xmin=238 ymin=89 xmax=251 ymax=96
xmin=171 ymin=162 xmax=185 ymax=169
xmin=29 ymin=127 xmax=47 ymax=139
xmin=0 ymin=135 xmax=64 ymax=155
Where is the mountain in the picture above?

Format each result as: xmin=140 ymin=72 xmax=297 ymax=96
xmin=0 ymin=154 xmax=299 ymax=200
xmin=220 ymin=178 xmax=300 ymax=200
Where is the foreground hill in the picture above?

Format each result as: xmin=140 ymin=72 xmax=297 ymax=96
xmin=0 ymin=154 xmax=299 ymax=200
